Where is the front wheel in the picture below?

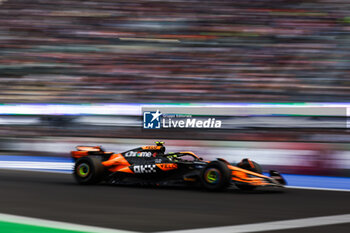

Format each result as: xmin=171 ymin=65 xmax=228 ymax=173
xmin=74 ymin=156 xmax=105 ymax=185
xmin=200 ymin=161 xmax=231 ymax=191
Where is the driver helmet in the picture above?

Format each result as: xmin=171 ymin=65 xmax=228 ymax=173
xmin=155 ymin=141 xmax=165 ymax=154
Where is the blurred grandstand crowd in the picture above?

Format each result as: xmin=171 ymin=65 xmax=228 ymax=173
xmin=0 ymin=0 xmax=349 ymax=103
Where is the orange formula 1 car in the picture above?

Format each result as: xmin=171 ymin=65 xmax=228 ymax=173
xmin=71 ymin=141 xmax=286 ymax=191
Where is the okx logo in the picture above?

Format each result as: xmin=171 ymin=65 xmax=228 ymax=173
xmin=143 ymin=110 xmax=162 ymax=129
xmin=133 ymin=165 xmax=156 ymax=173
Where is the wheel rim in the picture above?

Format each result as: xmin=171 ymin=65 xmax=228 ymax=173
xmin=204 ymin=168 xmax=221 ymax=184
xmin=77 ymin=163 xmax=90 ymax=178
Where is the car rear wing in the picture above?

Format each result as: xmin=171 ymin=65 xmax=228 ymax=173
xmin=72 ymin=146 xmax=110 ymax=159
xmin=76 ymin=146 xmax=104 ymax=152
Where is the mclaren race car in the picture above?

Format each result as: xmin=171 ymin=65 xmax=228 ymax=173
xmin=71 ymin=142 xmax=286 ymax=191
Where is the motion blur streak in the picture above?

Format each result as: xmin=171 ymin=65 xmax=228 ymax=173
xmin=1 ymin=155 xmax=350 ymax=191
xmin=0 ymin=161 xmax=72 ymax=171
xmin=0 ymin=0 xmax=350 ymax=103
xmin=0 ymin=0 xmax=349 ymax=232
xmin=1 ymin=138 xmax=349 ymax=176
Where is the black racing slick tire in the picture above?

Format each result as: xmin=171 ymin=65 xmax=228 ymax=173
xmin=74 ymin=156 xmax=105 ymax=185
xmin=236 ymin=159 xmax=263 ymax=191
xmin=200 ymin=161 xmax=231 ymax=191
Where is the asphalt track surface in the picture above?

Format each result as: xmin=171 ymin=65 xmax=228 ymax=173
xmin=0 ymin=169 xmax=349 ymax=233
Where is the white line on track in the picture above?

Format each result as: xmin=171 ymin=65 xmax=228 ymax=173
xmin=0 ymin=213 xmax=136 ymax=233
xmin=0 ymin=212 xmax=349 ymax=233
xmin=159 ymin=214 xmax=350 ymax=233
xmin=288 ymin=185 xmax=350 ymax=192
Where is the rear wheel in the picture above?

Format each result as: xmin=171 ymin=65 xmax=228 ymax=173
xmin=236 ymin=158 xmax=262 ymax=190
xmin=201 ymin=161 xmax=231 ymax=191
xmin=74 ymin=156 xmax=105 ymax=185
